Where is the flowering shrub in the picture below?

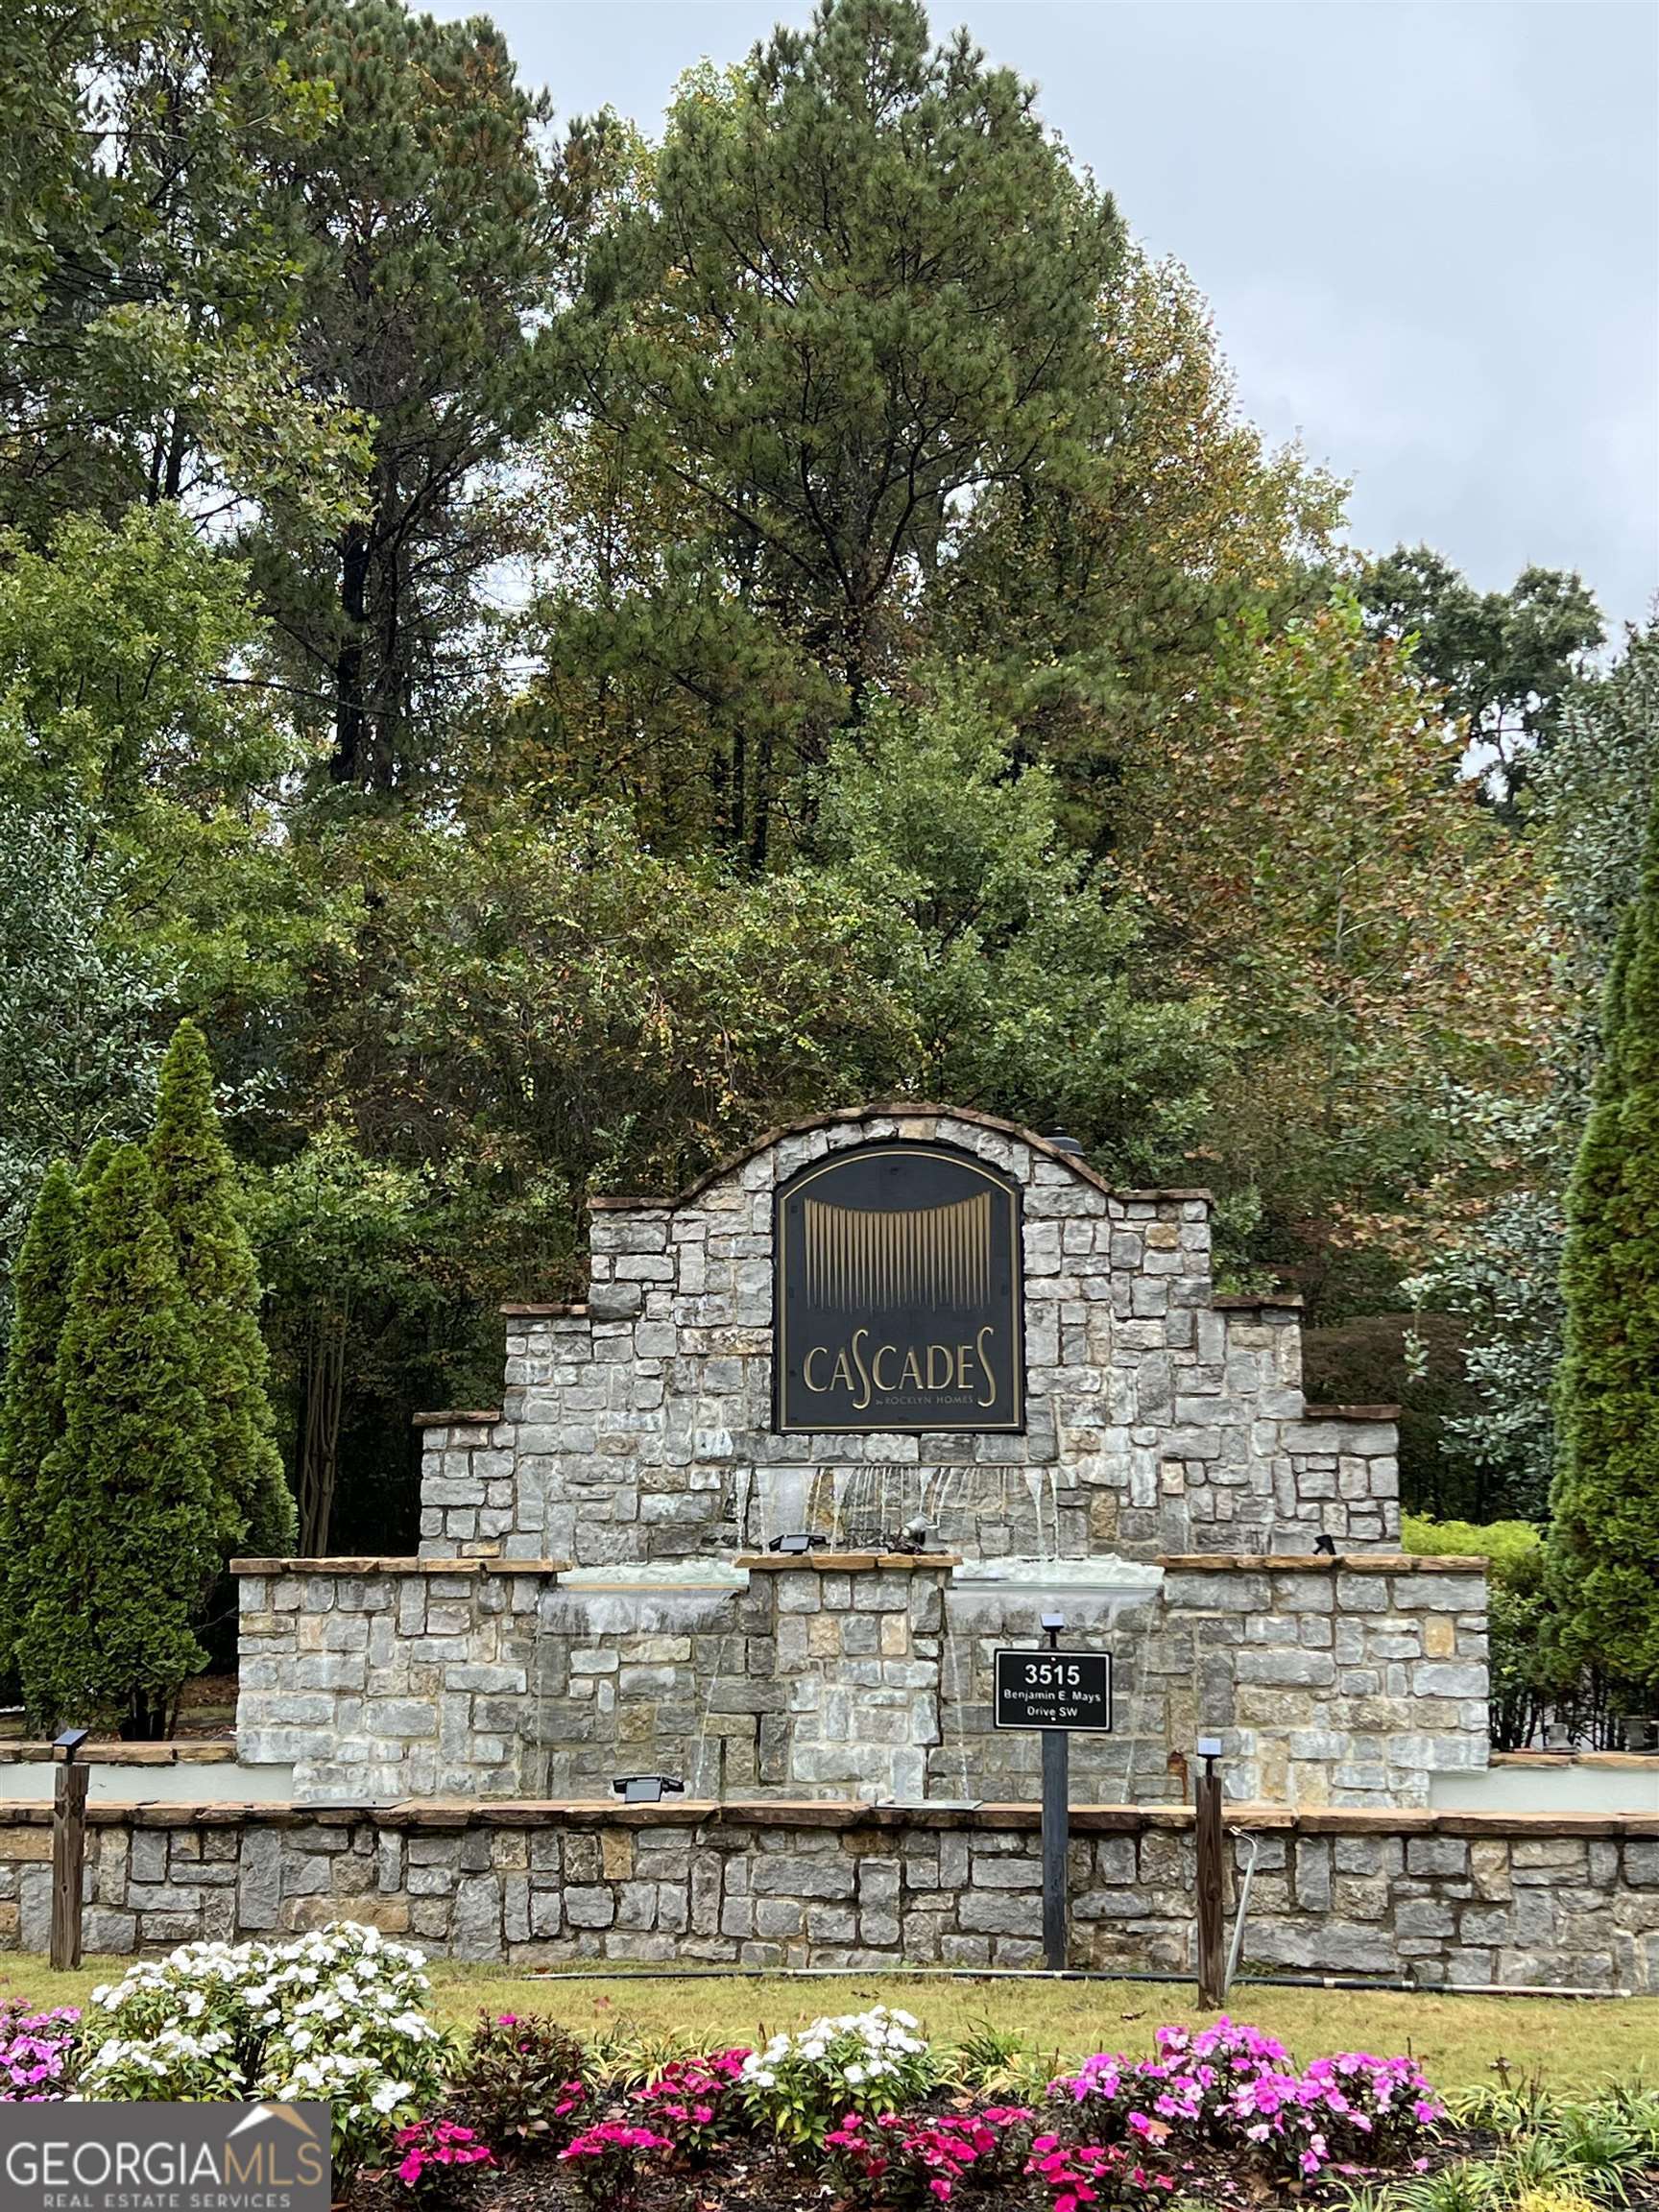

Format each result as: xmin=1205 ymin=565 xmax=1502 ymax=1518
xmin=1053 ymin=2018 xmax=1442 ymax=2185
xmin=0 ymin=2003 xmax=79 ymax=2101
xmin=389 ymin=2118 xmax=495 ymax=2196
xmin=827 ymin=2104 xmax=1037 ymax=2205
xmin=628 ymin=2049 xmax=749 ymax=2161
xmin=740 ymin=2006 xmax=936 ymax=2151
xmin=454 ymin=2011 xmax=590 ymax=2153
xmin=78 ymin=1923 xmax=446 ymax=2173
xmin=558 ymin=2120 xmax=672 ymax=2204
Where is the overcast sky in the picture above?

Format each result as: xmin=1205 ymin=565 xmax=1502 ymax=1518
xmin=426 ymin=0 xmax=1658 ymax=635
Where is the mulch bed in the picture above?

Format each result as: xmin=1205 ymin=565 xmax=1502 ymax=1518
xmin=347 ymin=2124 xmax=1614 ymax=2210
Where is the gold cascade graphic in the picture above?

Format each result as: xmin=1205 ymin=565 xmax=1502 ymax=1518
xmin=803 ymin=1191 xmax=993 ymax=1311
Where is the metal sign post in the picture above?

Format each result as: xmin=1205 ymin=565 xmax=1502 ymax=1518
xmin=993 ymin=1615 xmax=1114 ymax=1972
xmin=1194 ymin=1735 xmax=1227 ymax=2008
xmin=1041 ymin=1696 xmax=1069 ymax=1972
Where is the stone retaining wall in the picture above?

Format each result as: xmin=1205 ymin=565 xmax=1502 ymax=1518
xmin=3 ymin=1800 xmax=1653 ymax=1991
xmin=415 ymin=1108 xmax=1402 ymax=1568
xmin=236 ymin=1555 xmax=1487 ymax=1810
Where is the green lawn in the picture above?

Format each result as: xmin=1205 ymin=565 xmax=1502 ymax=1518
xmin=6 ymin=1955 xmax=1656 ymax=2097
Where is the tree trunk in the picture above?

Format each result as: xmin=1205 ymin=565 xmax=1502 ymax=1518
xmin=748 ymin=724 xmax=772 ymax=871
xmin=370 ymin=531 xmax=403 ymax=793
xmin=298 ymin=1307 xmax=349 ymax=1553
xmin=331 ymin=525 xmax=372 ymax=785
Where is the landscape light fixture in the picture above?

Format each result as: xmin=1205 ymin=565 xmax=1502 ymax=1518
xmin=767 ymin=1531 xmax=826 ymax=1554
xmin=1196 ymin=1735 xmax=1224 ymax=1763
xmin=1044 ymin=1128 xmax=1086 ymax=1157
xmin=1040 ymin=1610 xmax=1066 ymax=1633
xmin=1313 ymin=1533 xmax=1337 ymax=1557
xmin=52 ymin=1727 xmax=90 ymax=1761
xmin=611 ymin=1774 xmax=685 ymax=1805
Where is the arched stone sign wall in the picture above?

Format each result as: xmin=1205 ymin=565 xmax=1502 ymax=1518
xmin=415 ymin=1105 xmax=1400 ymax=1567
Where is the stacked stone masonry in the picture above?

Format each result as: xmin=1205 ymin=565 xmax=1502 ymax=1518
xmin=4 ymin=1800 xmax=1654 ymax=1991
xmin=414 ymin=1109 xmax=1402 ymax=1568
xmin=236 ymin=1555 xmax=1488 ymax=1810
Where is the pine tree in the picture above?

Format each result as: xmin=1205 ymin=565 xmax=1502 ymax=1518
xmin=22 ymin=1145 xmax=217 ymax=1736
xmin=150 ymin=1021 xmax=295 ymax=1555
xmin=1550 ymin=793 xmax=1659 ymax=1695
xmin=570 ymin=0 xmax=1121 ymax=855
xmin=254 ymin=0 xmax=564 ymax=793
xmin=0 ymin=1162 xmax=80 ymax=1686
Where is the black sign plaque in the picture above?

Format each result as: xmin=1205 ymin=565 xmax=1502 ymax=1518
xmin=993 ymin=1648 xmax=1114 ymax=1732
xmin=775 ymin=1143 xmax=1023 ymax=1433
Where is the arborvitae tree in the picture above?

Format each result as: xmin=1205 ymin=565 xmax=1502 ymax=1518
xmin=0 ymin=1161 xmax=80 ymax=1688
xmin=76 ymin=1137 xmax=118 ymax=1196
xmin=150 ymin=1022 xmax=295 ymax=1554
xmin=22 ymin=1145 xmax=217 ymax=1737
xmin=1550 ymin=795 xmax=1659 ymax=1695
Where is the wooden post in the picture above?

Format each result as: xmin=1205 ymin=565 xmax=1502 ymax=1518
xmin=50 ymin=1728 xmax=89 ymax=1972
xmin=1194 ymin=1743 xmax=1226 ymax=2008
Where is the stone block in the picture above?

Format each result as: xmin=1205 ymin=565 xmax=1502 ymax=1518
xmin=238 ymin=1830 xmax=283 ymax=1932
xmin=1406 ymin=1838 xmax=1469 ymax=1879
xmin=565 ymin=1887 xmax=617 ymax=1930
xmin=957 ymin=1889 xmax=1041 ymax=1936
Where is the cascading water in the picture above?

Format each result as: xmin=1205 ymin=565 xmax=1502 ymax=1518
xmin=535 ymin=1563 xmax=750 ymax=1798
xmin=942 ymin=1555 xmax=1167 ymax=1805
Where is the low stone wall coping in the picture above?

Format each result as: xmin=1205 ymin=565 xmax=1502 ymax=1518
xmin=1494 ymin=1750 xmax=1659 ymax=1770
xmin=553 ymin=1577 xmax=747 ymax=1592
xmin=0 ymin=1795 xmax=1652 ymax=1839
xmin=1211 ymin=1293 xmax=1305 ymax=1310
xmin=1300 ymin=1402 xmax=1403 ymax=1422
xmin=498 ymin=1303 xmax=589 ymax=1319
xmin=230 ymin=1556 xmax=569 ymax=1578
xmin=411 ymin=1409 xmax=503 ymax=1429
xmin=1158 ymin=1552 xmax=1479 ymax=1574
xmin=0 ymin=1742 xmax=234 ymax=1767
xmin=737 ymin=1551 xmax=963 ymax=1574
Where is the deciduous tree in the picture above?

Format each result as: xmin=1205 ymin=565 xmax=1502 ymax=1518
xmin=1117 ymin=598 xmax=1552 ymax=1304
xmin=0 ymin=0 xmax=359 ymax=541
xmin=814 ymin=674 xmax=1216 ymax=1174
xmin=1360 ymin=545 xmax=1603 ymax=810
xmin=0 ymin=800 xmax=161 ymax=1333
xmin=1402 ymin=626 xmax=1659 ymax=1519
xmin=937 ymin=250 xmax=1344 ymax=845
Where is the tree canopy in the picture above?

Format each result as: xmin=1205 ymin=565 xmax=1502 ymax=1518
xmin=0 ymin=0 xmax=1624 ymax=1584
